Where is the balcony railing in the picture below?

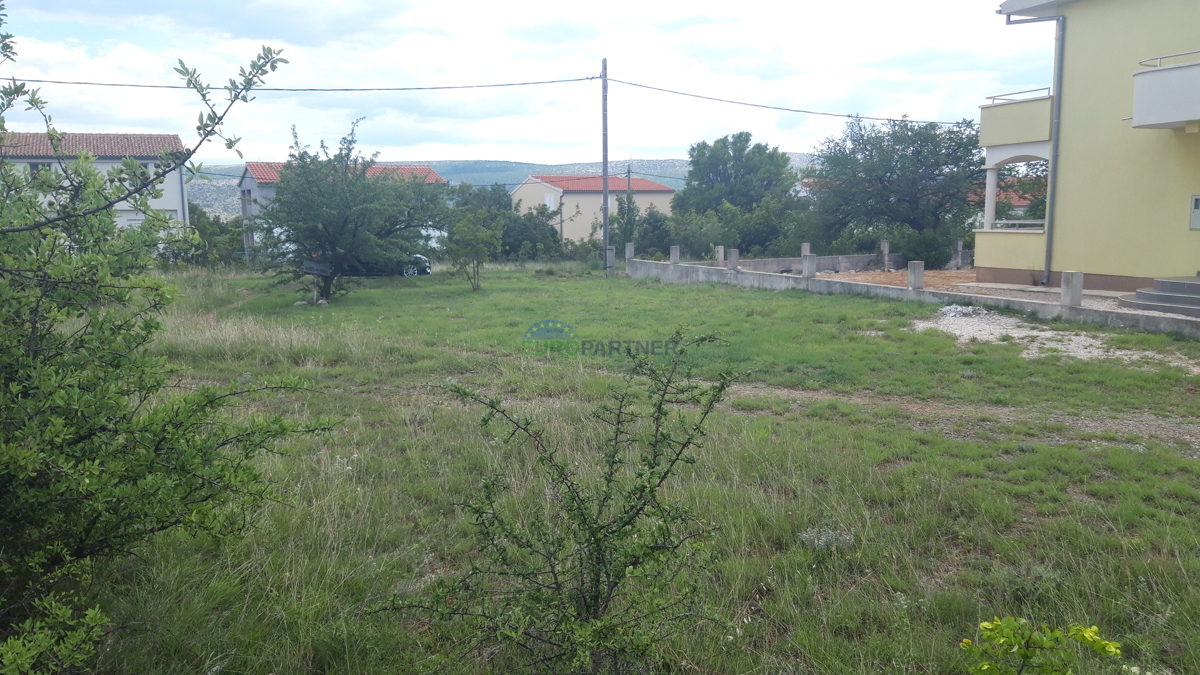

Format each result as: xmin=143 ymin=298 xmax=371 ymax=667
xmin=1138 ymin=49 xmax=1200 ymax=68
xmin=985 ymin=87 xmax=1051 ymax=104
xmin=1133 ymin=51 xmax=1200 ymax=130
xmin=994 ymin=220 xmax=1045 ymax=230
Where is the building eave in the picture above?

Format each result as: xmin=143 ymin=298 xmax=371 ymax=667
xmin=999 ymin=0 xmax=1079 ymax=18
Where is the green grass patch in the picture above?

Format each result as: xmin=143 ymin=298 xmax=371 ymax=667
xmin=89 ymin=266 xmax=1200 ymax=675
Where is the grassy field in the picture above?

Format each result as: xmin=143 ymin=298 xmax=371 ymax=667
xmin=92 ymin=265 xmax=1199 ymax=674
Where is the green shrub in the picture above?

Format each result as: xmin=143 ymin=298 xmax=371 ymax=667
xmin=395 ymin=331 xmax=734 ymax=673
xmin=0 ymin=22 xmax=299 ymax=673
xmin=960 ymin=616 xmax=1121 ymax=674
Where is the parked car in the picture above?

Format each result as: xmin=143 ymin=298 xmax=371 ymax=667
xmin=342 ymin=254 xmax=431 ymax=277
xmin=405 ymin=254 xmax=431 ymax=276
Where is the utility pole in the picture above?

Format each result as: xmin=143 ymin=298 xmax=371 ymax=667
xmin=601 ymin=58 xmax=612 ymax=277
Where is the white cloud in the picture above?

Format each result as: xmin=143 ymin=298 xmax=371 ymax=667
xmin=2 ymin=0 xmax=1057 ymax=164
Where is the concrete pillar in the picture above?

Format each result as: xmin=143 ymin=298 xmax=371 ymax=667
xmin=953 ymin=239 xmax=964 ymax=269
xmin=605 ymin=246 xmax=616 ymax=276
xmin=715 ymin=245 xmax=724 ymax=264
xmin=984 ymin=167 xmax=999 ymax=230
xmin=801 ymin=254 xmax=816 ymax=278
xmin=1061 ymin=270 xmax=1084 ymax=307
xmin=625 ymin=242 xmax=635 ymax=261
xmin=881 ymin=240 xmax=890 ymax=271
xmin=907 ymin=261 xmax=924 ymax=290
xmin=669 ymin=245 xmax=680 ymax=265
xmin=727 ymin=248 xmax=739 ymax=271
xmin=801 ymin=242 xmax=811 ymax=257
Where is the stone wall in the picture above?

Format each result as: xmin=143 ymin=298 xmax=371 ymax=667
xmin=626 ymin=259 xmax=1200 ymax=340
xmin=691 ymin=253 xmax=907 ymax=274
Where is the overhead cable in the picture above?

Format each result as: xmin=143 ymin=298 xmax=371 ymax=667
xmin=14 ymin=73 xmax=962 ymax=124
xmin=607 ymin=77 xmax=962 ymax=126
xmin=10 ymin=76 xmax=598 ymax=92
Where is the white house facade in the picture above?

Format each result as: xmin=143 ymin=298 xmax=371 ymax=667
xmin=1 ymin=132 xmax=188 ymax=227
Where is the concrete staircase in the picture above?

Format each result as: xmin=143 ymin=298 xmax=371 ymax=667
xmin=1118 ymin=273 xmax=1200 ymax=318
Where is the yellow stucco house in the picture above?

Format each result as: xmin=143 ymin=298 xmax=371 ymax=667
xmin=977 ymin=0 xmax=1200 ymax=297
xmin=510 ymin=174 xmax=674 ymax=242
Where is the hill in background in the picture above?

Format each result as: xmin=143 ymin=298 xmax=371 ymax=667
xmin=187 ymin=153 xmax=813 ymax=220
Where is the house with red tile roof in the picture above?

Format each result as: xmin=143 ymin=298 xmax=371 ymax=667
xmin=1 ymin=132 xmax=188 ymax=227
xmin=510 ymin=174 xmax=675 ymax=241
xmin=236 ymin=161 xmax=444 ymax=217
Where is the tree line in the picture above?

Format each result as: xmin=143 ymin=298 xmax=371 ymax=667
xmin=617 ymin=121 xmax=994 ymax=271
xmin=165 ymin=110 xmax=1037 ymax=298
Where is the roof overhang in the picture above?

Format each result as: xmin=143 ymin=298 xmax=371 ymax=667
xmin=999 ymin=0 xmax=1078 ymax=18
xmin=509 ymin=176 xmax=563 ymax=197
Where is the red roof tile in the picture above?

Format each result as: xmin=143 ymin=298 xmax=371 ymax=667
xmin=530 ymin=174 xmax=674 ymax=193
xmin=244 ymin=161 xmax=444 ymax=185
xmin=245 ymin=162 xmax=285 ymax=184
xmin=0 ymin=132 xmax=184 ymax=158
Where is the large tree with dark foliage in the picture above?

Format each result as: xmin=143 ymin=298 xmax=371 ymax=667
xmin=256 ymin=124 xmax=451 ymax=300
xmin=809 ymin=118 xmax=983 ymax=237
xmin=673 ymin=131 xmax=798 ymax=215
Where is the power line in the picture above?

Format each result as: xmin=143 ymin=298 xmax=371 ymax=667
xmin=628 ymin=170 xmax=685 ymax=183
xmin=10 ymin=76 xmax=597 ymax=92
xmin=12 ymin=73 xmax=961 ymax=124
xmin=608 ymin=77 xmax=961 ymax=126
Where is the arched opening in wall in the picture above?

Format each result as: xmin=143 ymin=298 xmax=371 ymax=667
xmin=995 ymin=159 xmax=1048 ymax=228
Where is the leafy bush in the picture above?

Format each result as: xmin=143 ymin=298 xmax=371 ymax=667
xmin=158 ymin=203 xmax=247 ymax=267
xmin=0 ymin=20 xmax=302 ymax=673
xmin=397 ymin=331 xmax=734 ymax=673
xmin=960 ymin=616 xmax=1121 ymax=674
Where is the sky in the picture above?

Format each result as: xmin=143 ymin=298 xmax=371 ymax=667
xmin=2 ymin=0 xmax=1057 ymax=165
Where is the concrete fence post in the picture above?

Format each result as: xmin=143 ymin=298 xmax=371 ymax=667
xmin=953 ymin=239 xmax=965 ymax=269
xmin=801 ymin=242 xmax=811 ymax=257
xmin=669 ymin=245 xmax=680 ymax=265
xmin=715 ymin=245 xmax=724 ymax=264
xmin=881 ymin=240 xmax=890 ymax=271
xmin=727 ymin=248 xmax=739 ymax=271
xmin=605 ymin=246 xmax=616 ymax=275
xmin=907 ymin=261 xmax=924 ymax=290
xmin=1061 ymin=270 xmax=1084 ymax=307
xmin=625 ymin=242 xmax=635 ymax=261
xmin=801 ymin=254 xmax=816 ymax=278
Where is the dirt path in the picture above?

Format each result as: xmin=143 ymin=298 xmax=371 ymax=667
xmin=205 ymin=291 xmax=256 ymax=321
xmin=728 ymin=382 xmax=1200 ymax=456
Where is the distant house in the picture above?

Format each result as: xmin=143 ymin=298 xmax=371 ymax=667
xmin=0 ymin=132 xmax=188 ymax=227
xmin=510 ymin=175 xmax=675 ymax=241
xmin=236 ymin=162 xmax=445 ymax=217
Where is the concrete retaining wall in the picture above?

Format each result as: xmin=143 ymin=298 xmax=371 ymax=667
xmin=628 ymin=259 xmax=1200 ymax=340
xmin=691 ymin=253 xmax=907 ymax=274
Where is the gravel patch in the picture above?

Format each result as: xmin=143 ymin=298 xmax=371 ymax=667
xmin=912 ymin=306 xmax=1200 ymax=373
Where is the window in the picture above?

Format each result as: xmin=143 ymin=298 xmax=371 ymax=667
xmin=28 ymin=162 xmax=51 ymax=176
xmin=544 ymin=194 xmax=555 ymax=208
